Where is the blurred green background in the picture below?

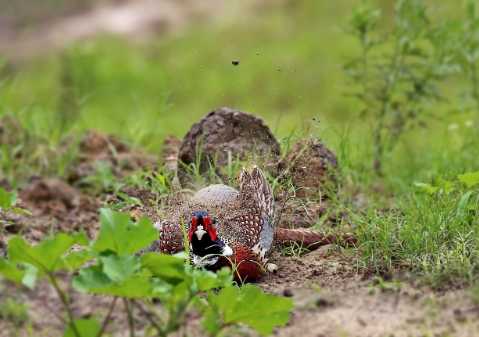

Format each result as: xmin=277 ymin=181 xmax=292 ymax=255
xmin=0 ymin=0 xmax=477 ymax=186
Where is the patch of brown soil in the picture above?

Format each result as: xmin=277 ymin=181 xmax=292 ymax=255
xmin=1 ymin=178 xmax=100 ymax=248
xmin=262 ymin=248 xmax=479 ymax=337
xmin=68 ymin=130 xmax=157 ymax=184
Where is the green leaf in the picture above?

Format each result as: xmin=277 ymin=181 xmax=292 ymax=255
xmin=208 ymin=285 xmax=293 ymax=336
xmin=191 ymin=267 xmax=233 ymax=292
xmin=61 ymin=250 xmax=94 ymax=271
xmin=93 ymin=209 xmax=157 ymax=255
xmin=413 ymin=182 xmax=438 ymax=194
xmin=0 ymin=259 xmax=25 ymax=284
xmin=101 ymin=255 xmax=140 ymax=283
xmin=201 ymin=305 xmax=222 ymax=336
xmin=457 ymin=191 xmax=474 ymax=217
xmin=8 ymin=233 xmax=88 ymax=273
xmin=0 ymin=187 xmax=16 ymax=210
xmin=141 ymin=253 xmax=186 ymax=284
xmin=22 ymin=264 xmax=38 ymax=289
xmin=73 ymin=266 xmax=152 ymax=298
xmin=64 ymin=318 xmax=100 ymax=337
xmin=458 ymin=171 xmax=479 ymax=188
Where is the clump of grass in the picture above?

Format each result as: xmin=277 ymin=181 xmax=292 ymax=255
xmin=357 ymin=174 xmax=479 ymax=287
xmin=0 ymin=297 xmax=29 ymax=327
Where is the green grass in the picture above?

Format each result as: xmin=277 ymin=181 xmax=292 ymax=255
xmin=1 ymin=0 xmax=479 ymax=287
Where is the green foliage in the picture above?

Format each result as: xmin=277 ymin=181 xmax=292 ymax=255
xmin=0 ymin=209 xmax=293 ymax=336
xmin=0 ymin=298 xmax=29 ymax=327
xmin=63 ymin=319 xmax=100 ymax=337
xmin=93 ymin=208 xmax=157 ymax=256
xmin=0 ymin=186 xmax=29 ymax=215
xmin=0 ymin=187 xmax=16 ymax=210
xmin=346 ymin=0 xmax=444 ymax=174
xmin=200 ymin=285 xmax=293 ymax=336
xmin=81 ymin=161 xmax=121 ymax=194
xmin=359 ymin=171 xmax=479 ymax=286
xmin=458 ymin=171 xmax=479 ymax=188
xmin=8 ymin=233 xmax=88 ymax=273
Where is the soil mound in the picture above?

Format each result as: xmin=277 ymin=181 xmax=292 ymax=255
xmin=177 ymin=107 xmax=280 ymax=186
xmin=279 ymin=137 xmax=338 ymax=199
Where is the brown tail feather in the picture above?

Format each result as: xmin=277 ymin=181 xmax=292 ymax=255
xmin=274 ymin=228 xmax=357 ymax=249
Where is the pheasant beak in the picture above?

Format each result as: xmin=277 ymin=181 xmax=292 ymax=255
xmin=195 ymin=225 xmax=207 ymax=240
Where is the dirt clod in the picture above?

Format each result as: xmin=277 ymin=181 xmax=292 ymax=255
xmin=177 ymin=107 xmax=281 ymax=187
xmin=279 ymin=137 xmax=338 ymax=199
xmin=21 ymin=177 xmax=81 ymax=211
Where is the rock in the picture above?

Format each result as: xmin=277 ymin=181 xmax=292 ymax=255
xmin=282 ymin=288 xmax=294 ymax=297
xmin=177 ymin=107 xmax=280 ymax=187
xmin=279 ymin=137 xmax=338 ymax=199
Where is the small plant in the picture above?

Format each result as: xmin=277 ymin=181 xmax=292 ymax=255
xmin=81 ymin=161 xmax=122 ymax=194
xmin=0 ymin=208 xmax=293 ymax=337
xmin=0 ymin=297 xmax=29 ymax=327
xmin=432 ymin=0 xmax=479 ymax=113
xmin=0 ymin=187 xmax=29 ymax=215
xmin=345 ymin=0 xmax=443 ymax=175
xmin=368 ymin=276 xmax=402 ymax=294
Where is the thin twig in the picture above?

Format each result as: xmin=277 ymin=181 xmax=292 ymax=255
xmin=123 ymin=298 xmax=135 ymax=337
xmin=47 ymin=272 xmax=81 ymax=337
xmin=96 ymin=297 xmax=118 ymax=337
xmin=132 ymin=301 xmax=165 ymax=336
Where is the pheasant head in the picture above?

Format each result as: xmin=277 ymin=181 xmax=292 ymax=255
xmin=188 ymin=210 xmax=233 ymax=268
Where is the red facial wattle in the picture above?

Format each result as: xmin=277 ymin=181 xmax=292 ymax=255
xmin=188 ymin=216 xmax=198 ymax=241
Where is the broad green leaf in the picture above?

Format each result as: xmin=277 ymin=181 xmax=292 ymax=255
xmin=64 ymin=318 xmax=100 ymax=337
xmin=413 ymin=182 xmax=438 ymax=194
xmin=141 ymin=253 xmax=185 ymax=283
xmin=101 ymin=255 xmax=140 ymax=283
xmin=0 ymin=259 xmax=25 ymax=284
xmin=436 ymin=178 xmax=455 ymax=194
xmin=61 ymin=250 xmax=94 ymax=271
xmin=165 ymin=281 xmax=191 ymax=311
xmin=201 ymin=306 xmax=222 ymax=336
xmin=93 ymin=209 xmax=157 ymax=255
xmin=73 ymin=266 xmax=152 ymax=298
xmin=22 ymin=264 xmax=38 ymax=289
xmin=191 ymin=267 xmax=232 ymax=292
xmin=8 ymin=233 xmax=88 ymax=272
xmin=0 ymin=187 xmax=16 ymax=210
xmin=209 ymin=285 xmax=293 ymax=336
xmin=458 ymin=171 xmax=479 ymax=188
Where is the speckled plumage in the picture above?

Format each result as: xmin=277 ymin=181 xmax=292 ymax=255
xmin=152 ymin=167 xmax=275 ymax=281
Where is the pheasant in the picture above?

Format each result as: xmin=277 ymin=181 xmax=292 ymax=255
xmin=150 ymin=167 xmax=355 ymax=282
